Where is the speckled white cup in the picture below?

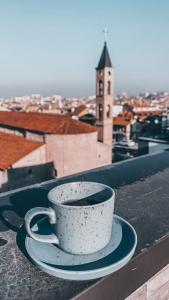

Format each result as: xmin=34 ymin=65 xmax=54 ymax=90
xmin=25 ymin=182 xmax=115 ymax=255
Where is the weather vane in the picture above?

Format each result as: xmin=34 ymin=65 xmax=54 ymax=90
xmin=102 ymin=28 xmax=109 ymax=42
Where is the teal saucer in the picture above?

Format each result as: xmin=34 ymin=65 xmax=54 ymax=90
xmin=25 ymin=215 xmax=137 ymax=281
xmin=26 ymin=215 xmax=122 ymax=266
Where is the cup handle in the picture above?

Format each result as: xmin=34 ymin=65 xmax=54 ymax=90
xmin=25 ymin=207 xmax=59 ymax=244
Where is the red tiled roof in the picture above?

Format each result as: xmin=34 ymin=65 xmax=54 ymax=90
xmin=0 ymin=111 xmax=97 ymax=135
xmin=72 ymin=105 xmax=88 ymax=116
xmin=137 ymin=111 xmax=163 ymax=117
xmin=123 ymin=111 xmax=135 ymax=119
xmin=113 ymin=116 xmax=131 ymax=126
xmin=0 ymin=132 xmax=43 ymax=170
xmin=131 ymin=103 xmax=150 ymax=108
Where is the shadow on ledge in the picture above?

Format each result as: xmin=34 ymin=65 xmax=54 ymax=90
xmin=0 ymin=187 xmax=49 ymax=233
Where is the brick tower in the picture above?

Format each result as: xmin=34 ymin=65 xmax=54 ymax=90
xmin=96 ymin=42 xmax=114 ymax=148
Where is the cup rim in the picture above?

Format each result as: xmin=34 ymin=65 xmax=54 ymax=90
xmin=48 ymin=181 xmax=115 ymax=209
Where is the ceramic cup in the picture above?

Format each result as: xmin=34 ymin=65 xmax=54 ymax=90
xmin=25 ymin=181 xmax=115 ymax=255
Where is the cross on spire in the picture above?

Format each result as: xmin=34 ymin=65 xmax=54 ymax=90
xmin=102 ymin=28 xmax=109 ymax=43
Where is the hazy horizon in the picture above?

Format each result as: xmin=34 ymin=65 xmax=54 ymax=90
xmin=0 ymin=1 xmax=169 ymax=98
xmin=0 ymin=87 xmax=169 ymax=100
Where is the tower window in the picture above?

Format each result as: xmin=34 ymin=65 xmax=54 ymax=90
xmin=98 ymin=80 xmax=103 ymax=96
xmin=106 ymin=105 xmax=111 ymax=118
xmin=98 ymin=104 xmax=103 ymax=120
xmin=107 ymin=81 xmax=111 ymax=95
xmin=108 ymin=71 xmax=111 ymax=76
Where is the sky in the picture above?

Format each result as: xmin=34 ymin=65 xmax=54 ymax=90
xmin=0 ymin=0 xmax=169 ymax=97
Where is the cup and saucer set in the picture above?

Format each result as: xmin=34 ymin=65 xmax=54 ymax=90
xmin=25 ymin=182 xmax=137 ymax=281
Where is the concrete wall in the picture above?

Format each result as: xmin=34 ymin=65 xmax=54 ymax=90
xmin=45 ymin=132 xmax=111 ymax=177
xmin=0 ymin=145 xmax=54 ymax=192
xmin=97 ymin=141 xmax=112 ymax=166
xmin=126 ymin=263 xmax=169 ymax=300
xmin=13 ymin=144 xmax=46 ymax=168
xmin=0 ymin=170 xmax=8 ymax=189
xmin=45 ymin=132 xmax=97 ymax=177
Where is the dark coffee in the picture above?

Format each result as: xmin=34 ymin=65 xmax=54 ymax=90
xmin=63 ymin=188 xmax=112 ymax=207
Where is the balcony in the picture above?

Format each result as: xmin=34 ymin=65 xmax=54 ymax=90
xmin=1 ymin=149 xmax=169 ymax=299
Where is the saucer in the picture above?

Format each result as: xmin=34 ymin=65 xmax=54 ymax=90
xmin=25 ymin=215 xmax=122 ymax=266
xmin=25 ymin=215 xmax=137 ymax=280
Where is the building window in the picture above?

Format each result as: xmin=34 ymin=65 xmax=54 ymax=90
xmin=108 ymin=71 xmax=111 ymax=76
xmin=107 ymin=81 xmax=111 ymax=95
xmin=98 ymin=104 xmax=103 ymax=120
xmin=54 ymin=169 xmax=57 ymax=177
xmin=28 ymin=169 xmax=32 ymax=176
xmin=106 ymin=105 xmax=111 ymax=118
xmin=98 ymin=80 xmax=103 ymax=96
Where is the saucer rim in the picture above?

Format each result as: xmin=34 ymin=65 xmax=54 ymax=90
xmin=25 ymin=215 xmax=137 ymax=279
xmin=27 ymin=215 xmax=123 ymax=265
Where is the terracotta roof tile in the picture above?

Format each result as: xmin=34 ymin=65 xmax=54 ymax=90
xmin=0 ymin=132 xmax=43 ymax=170
xmin=131 ymin=103 xmax=150 ymax=108
xmin=0 ymin=111 xmax=97 ymax=135
xmin=113 ymin=116 xmax=131 ymax=126
xmin=71 ymin=105 xmax=89 ymax=117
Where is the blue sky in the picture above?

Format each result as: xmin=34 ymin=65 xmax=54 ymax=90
xmin=0 ymin=0 xmax=169 ymax=97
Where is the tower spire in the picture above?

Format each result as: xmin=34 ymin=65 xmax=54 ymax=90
xmin=96 ymin=41 xmax=113 ymax=70
xmin=95 ymin=39 xmax=114 ymax=156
